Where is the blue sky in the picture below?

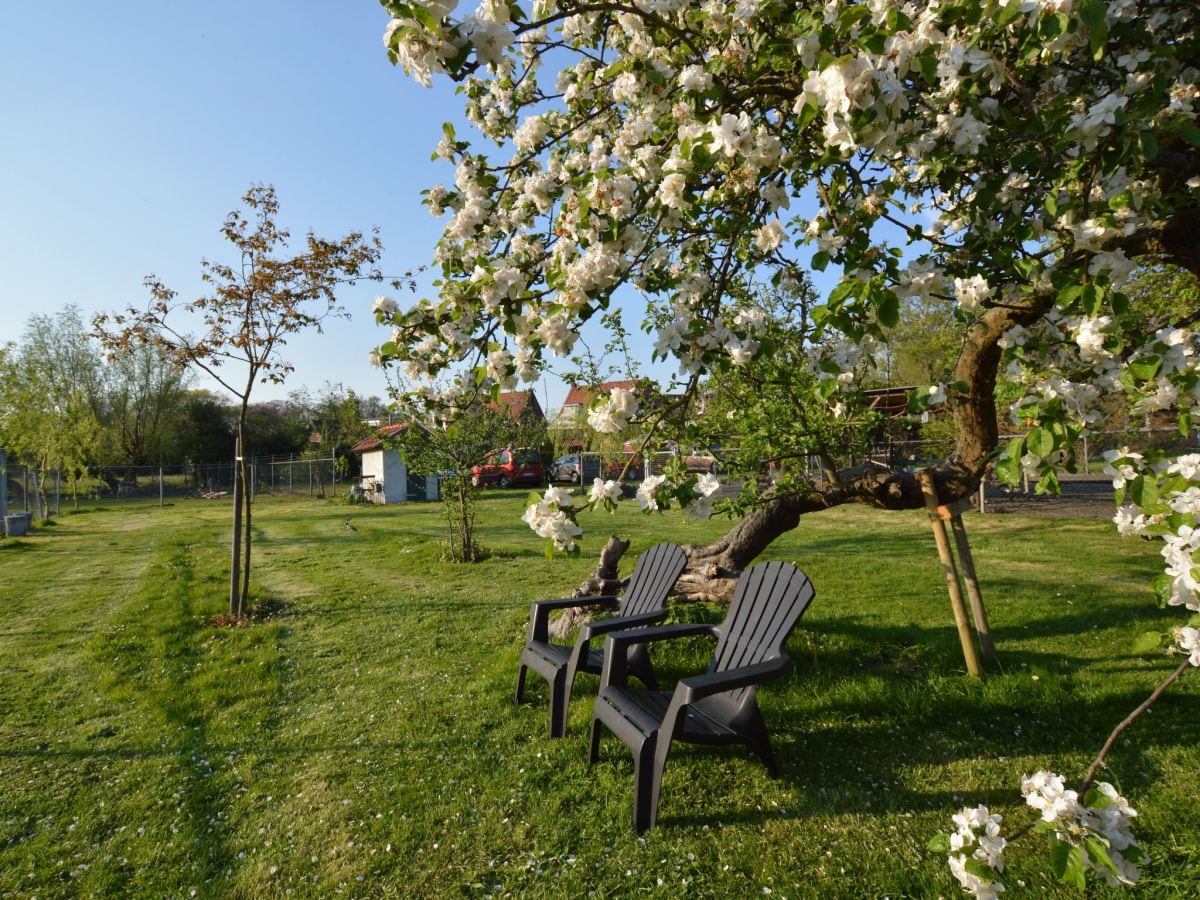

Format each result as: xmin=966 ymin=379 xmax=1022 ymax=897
xmin=0 ymin=2 xmax=515 ymax=407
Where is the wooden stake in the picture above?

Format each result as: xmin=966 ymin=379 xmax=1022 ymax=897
xmin=949 ymin=514 xmax=997 ymax=665
xmin=918 ymin=470 xmax=983 ymax=676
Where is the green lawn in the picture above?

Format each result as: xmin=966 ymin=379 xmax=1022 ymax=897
xmin=1 ymin=495 xmax=1197 ymax=898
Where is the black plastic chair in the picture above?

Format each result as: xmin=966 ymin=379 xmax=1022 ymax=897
xmin=515 ymin=542 xmax=688 ymax=737
xmin=588 ymin=560 xmax=815 ymax=833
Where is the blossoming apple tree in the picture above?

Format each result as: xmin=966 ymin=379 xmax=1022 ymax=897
xmin=369 ymin=0 xmax=1198 ymax=890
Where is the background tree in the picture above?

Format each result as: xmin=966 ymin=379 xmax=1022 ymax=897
xmin=94 ymin=184 xmax=389 ymax=618
xmin=100 ymin=339 xmax=193 ymax=467
xmin=0 ymin=305 xmax=106 ymax=513
xmin=290 ymin=382 xmax=388 ymax=480
xmin=169 ymin=391 xmax=236 ymax=475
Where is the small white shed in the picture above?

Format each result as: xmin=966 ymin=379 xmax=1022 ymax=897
xmin=349 ymin=424 xmax=438 ymax=504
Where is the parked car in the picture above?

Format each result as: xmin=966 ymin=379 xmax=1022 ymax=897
xmin=471 ymin=448 xmax=545 ymax=488
xmin=548 ymin=453 xmax=602 ymax=483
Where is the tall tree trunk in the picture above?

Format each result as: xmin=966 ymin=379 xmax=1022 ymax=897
xmin=229 ymin=437 xmax=244 ymax=618
xmin=240 ymin=456 xmax=252 ymax=610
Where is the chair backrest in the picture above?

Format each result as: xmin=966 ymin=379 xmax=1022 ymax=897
xmin=712 ymin=561 xmax=815 ymax=687
xmin=617 ymin=542 xmax=689 ymax=619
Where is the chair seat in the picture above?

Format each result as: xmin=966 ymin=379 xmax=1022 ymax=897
xmin=522 ymin=641 xmax=601 ymax=678
xmin=596 ymin=686 xmax=739 ymax=740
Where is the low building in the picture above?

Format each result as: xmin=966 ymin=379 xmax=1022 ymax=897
xmin=348 ymin=423 xmax=438 ymax=505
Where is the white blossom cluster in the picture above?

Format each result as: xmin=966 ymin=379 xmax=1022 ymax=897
xmin=521 ymin=485 xmax=582 ymax=552
xmin=946 ymin=804 xmax=1006 ymax=900
xmin=587 ymin=387 xmax=639 ymax=434
xmin=1105 ymin=449 xmax=1200 ymax=625
xmin=1021 ymin=771 xmax=1143 ymax=888
xmin=943 ymin=772 xmax=1143 ymax=897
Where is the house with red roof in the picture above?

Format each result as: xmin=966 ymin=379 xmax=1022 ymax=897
xmin=492 ymin=390 xmax=546 ymax=423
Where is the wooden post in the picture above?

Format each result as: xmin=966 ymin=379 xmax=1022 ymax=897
xmin=949 ymin=514 xmax=997 ymax=665
xmin=918 ymin=470 xmax=983 ymax=677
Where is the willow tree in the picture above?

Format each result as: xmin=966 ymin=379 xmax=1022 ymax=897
xmin=371 ymin=0 xmax=1199 ymax=890
xmin=95 ymin=185 xmax=387 ymax=618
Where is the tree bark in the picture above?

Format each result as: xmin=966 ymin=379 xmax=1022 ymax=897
xmin=549 ymin=534 xmax=631 ymax=638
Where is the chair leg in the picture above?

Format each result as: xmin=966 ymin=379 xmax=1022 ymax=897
xmin=548 ymin=665 xmax=570 ymax=738
xmin=514 ymin=664 xmax=528 ymax=705
xmin=588 ymin=715 xmax=603 ymax=765
xmin=742 ymin=710 xmax=778 ymax=776
xmin=633 ymin=733 xmax=661 ymax=834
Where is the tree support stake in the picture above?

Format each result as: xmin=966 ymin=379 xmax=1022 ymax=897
xmin=918 ymin=470 xmax=995 ymax=675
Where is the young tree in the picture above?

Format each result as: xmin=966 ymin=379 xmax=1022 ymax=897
xmin=373 ymin=1 xmax=1199 ymax=891
xmin=95 ymin=184 xmax=389 ymax=618
xmin=383 ymin=387 xmax=548 ymax=561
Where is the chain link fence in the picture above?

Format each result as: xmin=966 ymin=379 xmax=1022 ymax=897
xmin=2 ymin=453 xmax=344 ymax=517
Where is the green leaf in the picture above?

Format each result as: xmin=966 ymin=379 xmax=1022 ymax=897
xmin=1051 ymin=841 xmax=1087 ymax=891
xmin=1083 ymin=834 xmax=1123 ymax=878
xmin=994 ymin=455 xmax=1021 ymax=485
xmin=1083 ymin=787 xmax=1113 ymax=808
xmin=1131 ymin=630 xmax=1166 ymax=654
xmin=1152 ymin=573 xmax=1174 ymax=607
xmin=1128 ymin=475 xmax=1159 ymax=508
xmin=1045 ymin=191 xmax=1060 ymax=218
xmin=877 ymin=292 xmax=900 ymax=329
xmin=1036 ymin=468 xmax=1060 ymax=495
xmin=1180 ymin=120 xmax=1200 ymax=147
xmin=1078 ymin=0 xmax=1107 ymax=28
xmin=927 ymin=833 xmax=952 ymax=852
xmin=1026 ymin=427 xmax=1055 ymax=458
xmin=1140 ymin=130 xmax=1159 ymax=161
xmin=827 ymin=279 xmax=858 ymax=307
xmin=1126 ymin=357 xmax=1162 ymax=382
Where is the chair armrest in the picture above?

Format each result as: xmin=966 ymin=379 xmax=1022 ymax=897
xmin=674 ymin=655 xmax=791 ymax=704
xmin=527 ymin=595 xmax=619 ymax=643
xmin=599 ymin=623 xmax=719 ymax=687
xmin=577 ymin=609 xmax=668 ymax=642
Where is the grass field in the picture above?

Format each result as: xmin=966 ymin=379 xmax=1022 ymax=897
xmin=1 ymin=494 xmax=1197 ymax=898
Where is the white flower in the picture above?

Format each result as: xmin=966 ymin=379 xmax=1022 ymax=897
xmin=637 ymin=474 xmax=666 ymax=511
xmin=588 ymin=478 xmax=622 ymax=505
xmin=948 ymin=854 xmax=1005 ymax=900
xmin=1177 ymin=626 xmax=1200 ymax=666
xmin=1021 ymin=771 xmax=1081 ymax=824
xmin=953 ymin=275 xmax=993 ymax=313
xmin=928 ymin=384 xmax=948 ymax=405
xmin=678 ymin=64 xmax=712 ymax=93
xmin=754 ymin=219 xmax=785 ymax=252
xmin=588 ymin=387 xmax=639 ymax=434
xmin=695 ymin=472 xmax=720 ymax=497
xmin=542 ymin=485 xmax=575 ymax=508
xmin=373 ymin=295 xmax=399 ymax=315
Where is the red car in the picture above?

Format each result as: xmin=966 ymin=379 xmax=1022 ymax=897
xmin=471 ymin=448 xmax=545 ymax=488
